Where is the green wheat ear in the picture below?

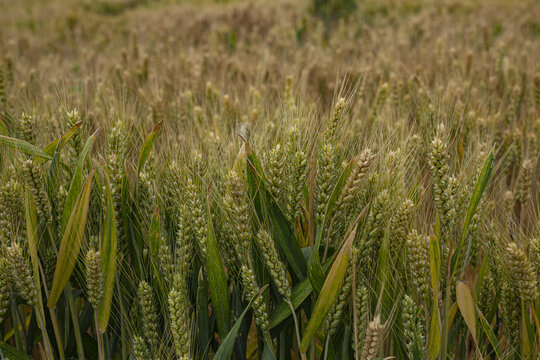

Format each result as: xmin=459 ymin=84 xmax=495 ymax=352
xmin=22 ymin=159 xmax=52 ymax=225
xmin=0 ymin=178 xmax=24 ymax=242
xmin=390 ymin=198 xmax=414 ymax=259
xmin=240 ymin=264 xmax=269 ymax=334
xmin=132 ymin=335 xmax=151 ymax=360
xmin=285 ymin=125 xmax=307 ymax=222
xmin=7 ymin=242 xmax=38 ymax=306
xmin=106 ymin=120 xmax=127 ymax=246
xmin=402 ymin=295 xmax=427 ymax=359
xmin=225 ymin=169 xmax=251 ymax=257
xmin=85 ymin=248 xmax=103 ymax=309
xmin=361 ymin=315 xmax=385 ymax=360
xmin=168 ymin=274 xmax=191 ymax=359
xmin=0 ymin=257 xmax=10 ymax=320
xmin=323 ymin=97 xmax=346 ymax=145
xmin=266 ymin=143 xmax=285 ymax=203
xmin=316 ymin=142 xmax=337 ymax=224
xmin=19 ymin=112 xmax=37 ymax=144
xmin=353 ymin=284 xmax=369 ymax=357
xmin=406 ymin=230 xmax=430 ymax=302
xmin=515 ymin=159 xmax=533 ymax=209
xmin=255 ymin=229 xmax=290 ymax=299
xmin=331 ymin=149 xmax=373 ymax=243
xmin=176 ymin=202 xmax=194 ymax=280
xmin=65 ymin=109 xmax=82 ymax=168
xmin=0 ymin=1 xmax=538 ymax=357
xmin=506 ymin=242 xmax=537 ymax=303
xmin=138 ymin=281 xmax=159 ymax=351
xmin=186 ymin=177 xmax=207 ymax=259
xmin=158 ymin=235 xmax=173 ymax=285
xmin=501 ymin=279 xmax=520 ymax=348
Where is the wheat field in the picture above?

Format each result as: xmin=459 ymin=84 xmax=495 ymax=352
xmin=0 ymin=0 xmax=539 ymax=358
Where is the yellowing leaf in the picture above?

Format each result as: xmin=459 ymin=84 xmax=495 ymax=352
xmin=456 ymin=281 xmax=477 ymax=342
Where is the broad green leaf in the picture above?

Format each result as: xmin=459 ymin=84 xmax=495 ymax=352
xmin=43 ymin=120 xmax=83 ymax=156
xmin=430 ymin=235 xmax=441 ymax=301
xmin=428 ymin=233 xmax=442 ymax=359
xmin=456 ymin=281 xmax=477 ymax=342
xmin=197 ymin=270 xmax=210 ymax=360
xmin=309 ymin=206 xmax=368 ymax=295
xmin=307 ymin=154 xmax=325 ymax=293
xmin=213 ymin=286 xmax=267 ymax=360
xmin=532 ymin=307 xmax=540 ymax=352
xmin=48 ymin=169 xmax=94 ymax=307
xmin=244 ymin=141 xmax=306 ymax=279
xmin=0 ymin=135 xmax=51 ymax=160
xmin=0 ymin=341 xmax=33 ymax=359
xmin=137 ymin=121 xmax=162 ymax=175
xmin=299 ymin=225 xmax=356 ymax=352
xmin=268 ymin=260 xmax=333 ymax=329
xmin=61 ymin=130 xmax=98 ymax=231
xmin=428 ymin=298 xmax=441 ymax=360
xmin=477 ymin=306 xmax=502 ymax=359
xmin=307 ymin=229 xmax=326 ymax=293
xmin=450 ymin=152 xmax=493 ymax=277
xmin=341 ymin=325 xmax=351 ymax=359
xmin=448 ymin=302 xmax=458 ymax=327
xmin=262 ymin=342 xmax=277 ymax=360
xmin=24 ymin=190 xmax=45 ymax=318
xmin=206 ymin=190 xmax=230 ymax=338
xmin=97 ymin=168 xmax=117 ymax=332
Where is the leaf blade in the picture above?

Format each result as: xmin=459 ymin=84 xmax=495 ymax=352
xmin=213 ymin=286 xmax=267 ymax=360
xmin=97 ymin=167 xmax=117 ymax=332
xmin=206 ymin=188 xmax=231 ymax=338
xmin=48 ymin=169 xmax=94 ymax=307
xmin=456 ymin=281 xmax=477 ymax=342
xmin=42 ymin=120 xmax=83 ymax=156
xmin=61 ymin=130 xmax=98 ymax=232
xmin=0 ymin=135 xmax=51 ymax=160
xmin=137 ymin=121 xmax=162 ymax=175
xmin=450 ymin=152 xmax=493 ymax=277
xmin=24 ymin=190 xmax=45 ymax=319
xmin=428 ymin=298 xmax=441 ymax=360
xmin=477 ymin=305 xmax=502 ymax=359
xmin=299 ymin=225 xmax=356 ymax=352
